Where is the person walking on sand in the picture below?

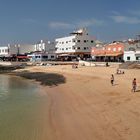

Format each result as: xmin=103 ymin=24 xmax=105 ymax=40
xmin=111 ymin=74 xmax=114 ymax=86
xmin=132 ymin=78 xmax=137 ymax=92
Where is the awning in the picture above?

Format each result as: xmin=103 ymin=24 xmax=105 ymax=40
xmin=105 ymin=53 xmax=123 ymax=56
xmin=95 ymin=53 xmax=123 ymax=57
xmin=17 ymin=56 xmax=28 ymax=59
xmin=58 ymin=54 xmax=77 ymax=57
xmin=135 ymin=53 xmax=140 ymax=56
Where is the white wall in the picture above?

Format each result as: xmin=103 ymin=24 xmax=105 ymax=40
xmin=55 ymin=29 xmax=95 ymax=54
xmin=28 ymin=53 xmax=56 ymax=61
xmin=124 ymin=51 xmax=140 ymax=61
xmin=35 ymin=40 xmax=55 ymax=53
xmin=35 ymin=40 xmax=45 ymax=51
xmin=55 ymin=35 xmax=76 ymax=54
xmin=0 ymin=46 xmax=9 ymax=55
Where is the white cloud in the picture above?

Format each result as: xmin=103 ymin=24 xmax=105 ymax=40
xmin=110 ymin=15 xmax=140 ymax=24
xmin=76 ymin=19 xmax=104 ymax=27
xmin=110 ymin=11 xmax=120 ymax=15
xmin=49 ymin=19 xmax=104 ymax=30
xmin=129 ymin=10 xmax=140 ymax=16
xmin=49 ymin=22 xmax=74 ymax=29
xmin=21 ymin=18 xmax=39 ymax=24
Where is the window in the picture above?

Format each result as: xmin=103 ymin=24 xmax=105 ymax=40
xmin=73 ymin=40 xmax=76 ymax=42
xmin=129 ymin=47 xmax=135 ymax=51
xmin=127 ymin=56 xmax=130 ymax=60
xmin=51 ymin=56 xmax=54 ymax=58
xmin=91 ymin=40 xmax=94 ymax=43
xmin=84 ymin=40 xmax=86 ymax=43
xmin=118 ymin=47 xmax=121 ymax=51
xmin=136 ymin=57 xmax=140 ymax=60
xmin=72 ymin=46 xmax=75 ymax=50
xmin=113 ymin=48 xmax=116 ymax=51
xmin=5 ymin=49 xmax=8 ymax=53
xmin=66 ymin=48 xmax=68 ymax=50
xmin=77 ymin=47 xmax=80 ymax=50
xmin=84 ymin=47 xmax=86 ymax=50
xmin=77 ymin=40 xmax=80 ymax=42
xmin=43 ymin=56 xmax=48 ymax=58
xmin=35 ymin=56 xmax=40 ymax=58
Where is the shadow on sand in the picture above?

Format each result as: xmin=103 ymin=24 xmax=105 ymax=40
xmin=15 ymin=71 xmax=66 ymax=87
xmin=113 ymin=83 xmax=119 ymax=86
xmin=136 ymin=90 xmax=140 ymax=92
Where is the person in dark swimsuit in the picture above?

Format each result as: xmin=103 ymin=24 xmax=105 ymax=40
xmin=132 ymin=78 xmax=137 ymax=92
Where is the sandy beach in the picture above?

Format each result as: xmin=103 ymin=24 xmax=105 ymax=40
xmin=14 ymin=64 xmax=140 ymax=140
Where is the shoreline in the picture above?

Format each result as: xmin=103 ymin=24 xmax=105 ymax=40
xmin=6 ymin=65 xmax=140 ymax=140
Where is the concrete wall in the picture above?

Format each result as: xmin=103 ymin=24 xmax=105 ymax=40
xmin=9 ymin=44 xmax=35 ymax=55
xmin=28 ymin=53 xmax=56 ymax=61
xmin=18 ymin=44 xmax=35 ymax=54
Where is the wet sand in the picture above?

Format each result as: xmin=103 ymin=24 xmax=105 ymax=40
xmin=15 ymin=65 xmax=140 ymax=140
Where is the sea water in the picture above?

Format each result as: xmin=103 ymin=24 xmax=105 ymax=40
xmin=0 ymin=74 xmax=47 ymax=140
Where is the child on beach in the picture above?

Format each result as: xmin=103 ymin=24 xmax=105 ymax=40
xmin=111 ymin=74 xmax=114 ymax=86
xmin=132 ymin=78 xmax=137 ymax=92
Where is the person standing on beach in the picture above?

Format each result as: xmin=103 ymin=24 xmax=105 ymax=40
xmin=132 ymin=78 xmax=137 ymax=92
xmin=111 ymin=74 xmax=114 ymax=86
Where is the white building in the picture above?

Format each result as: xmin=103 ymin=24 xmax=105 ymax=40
xmin=35 ymin=40 xmax=45 ymax=52
xmin=0 ymin=46 xmax=9 ymax=56
xmin=55 ymin=28 xmax=96 ymax=59
xmin=33 ymin=40 xmax=56 ymax=61
xmin=123 ymin=40 xmax=140 ymax=61
xmin=28 ymin=52 xmax=56 ymax=61
xmin=124 ymin=51 xmax=140 ymax=61
xmin=35 ymin=40 xmax=55 ymax=53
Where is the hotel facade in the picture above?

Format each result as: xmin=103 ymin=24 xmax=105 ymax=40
xmin=55 ymin=28 xmax=96 ymax=60
xmin=91 ymin=42 xmax=124 ymax=62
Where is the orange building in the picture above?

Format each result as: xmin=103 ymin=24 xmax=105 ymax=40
xmin=91 ymin=42 xmax=124 ymax=62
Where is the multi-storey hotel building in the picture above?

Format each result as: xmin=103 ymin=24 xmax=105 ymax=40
xmin=55 ymin=28 xmax=96 ymax=60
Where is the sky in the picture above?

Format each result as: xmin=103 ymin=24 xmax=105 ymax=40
xmin=0 ymin=0 xmax=140 ymax=45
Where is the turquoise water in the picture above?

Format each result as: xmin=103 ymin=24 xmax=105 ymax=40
xmin=0 ymin=75 xmax=47 ymax=140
